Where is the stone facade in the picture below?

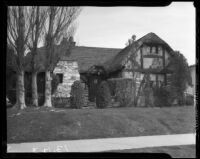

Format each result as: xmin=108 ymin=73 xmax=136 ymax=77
xmin=53 ymin=61 xmax=80 ymax=98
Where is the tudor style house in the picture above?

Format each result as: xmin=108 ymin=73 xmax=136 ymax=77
xmin=49 ymin=32 xmax=175 ymax=100
xmin=6 ymin=32 xmax=176 ymax=105
xmin=85 ymin=32 xmax=174 ymax=101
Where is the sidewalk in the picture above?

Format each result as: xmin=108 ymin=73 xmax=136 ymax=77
xmin=7 ymin=133 xmax=196 ymax=152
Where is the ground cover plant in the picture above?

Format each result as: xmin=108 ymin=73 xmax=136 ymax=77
xmin=7 ymin=106 xmax=195 ymax=143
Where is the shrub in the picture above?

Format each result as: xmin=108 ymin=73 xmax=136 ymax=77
xmin=168 ymin=51 xmax=192 ymax=105
xmin=185 ymin=94 xmax=194 ymax=105
xmin=143 ymin=86 xmax=154 ymax=107
xmin=107 ymin=78 xmax=135 ymax=107
xmin=96 ymin=81 xmax=111 ymax=108
xmin=153 ymin=86 xmax=172 ymax=107
xmin=7 ymin=89 xmax=16 ymax=105
xmin=70 ymin=80 xmax=86 ymax=109
xmin=52 ymin=97 xmax=70 ymax=108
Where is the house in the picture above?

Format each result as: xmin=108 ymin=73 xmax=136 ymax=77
xmin=27 ymin=32 xmax=175 ymax=101
xmin=7 ymin=32 xmax=176 ymax=105
xmin=22 ymin=40 xmax=121 ymax=99
xmin=85 ymin=32 xmax=175 ymax=101
xmin=52 ymin=46 xmax=120 ymax=97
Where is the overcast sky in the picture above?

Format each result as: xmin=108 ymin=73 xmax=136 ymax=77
xmin=74 ymin=2 xmax=195 ymax=65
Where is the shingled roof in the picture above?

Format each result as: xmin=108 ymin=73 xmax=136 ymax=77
xmin=24 ymin=32 xmax=174 ymax=74
xmin=24 ymin=45 xmax=121 ymax=73
xmin=100 ymin=32 xmax=174 ymax=73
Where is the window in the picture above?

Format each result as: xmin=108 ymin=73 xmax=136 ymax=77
xmin=56 ymin=73 xmax=63 ymax=83
xmin=155 ymin=46 xmax=158 ymax=54
xmin=158 ymin=46 xmax=163 ymax=55
xmin=151 ymin=46 xmax=156 ymax=54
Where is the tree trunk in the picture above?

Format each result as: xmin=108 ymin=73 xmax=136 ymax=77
xmin=32 ymin=72 xmax=38 ymax=106
xmin=14 ymin=70 xmax=26 ymax=109
xmin=13 ymin=80 xmax=19 ymax=108
xmin=43 ymin=71 xmax=52 ymax=107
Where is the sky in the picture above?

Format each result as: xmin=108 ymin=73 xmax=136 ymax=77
xmin=74 ymin=2 xmax=195 ymax=65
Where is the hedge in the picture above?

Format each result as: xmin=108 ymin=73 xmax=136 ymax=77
xmin=70 ymin=80 xmax=86 ymax=109
xmin=153 ymin=86 xmax=171 ymax=107
xmin=107 ymin=78 xmax=136 ymax=107
xmin=96 ymin=81 xmax=111 ymax=108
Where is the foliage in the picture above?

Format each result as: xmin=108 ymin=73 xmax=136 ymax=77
xmin=153 ymin=86 xmax=171 ymax=107
xmin=70 ymin=80 xmax=86 ymax=109
xmin=136 ymin=74 xmax=155 ymax=107
xmin=185 ymin=94 xmax=194 ymax=106
xmin=108 ymin=78 xmax=135 ymax=107
xmin=168 ymin=51 xmax=192 ymax=105
xmin=43 ymin=7 xmax=82 ymax=71
xmin=52 ymin=97 xmax=70 ymax=108
xmin=96 ymin=81 xmax=111 ymax=108
xmin=7 ymin=7 xmax=35 ymax=109
xmin=42 ymin=7 xmax=81 ymax=107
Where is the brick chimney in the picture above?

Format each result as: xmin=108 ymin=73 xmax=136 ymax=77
xmin=69 ymin=36 xmax=76 ymax=48
xmin=61 ymin=36 xmax=75 ymax=47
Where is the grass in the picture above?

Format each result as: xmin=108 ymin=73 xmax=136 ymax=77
xmin=107 ymin=145 xmax=196 ymax=158
xmin=7 ymin=105 xmax=195 ymax=143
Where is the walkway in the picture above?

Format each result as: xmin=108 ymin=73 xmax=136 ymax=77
xmin=7 ymin=133 xmax=195 ymax=152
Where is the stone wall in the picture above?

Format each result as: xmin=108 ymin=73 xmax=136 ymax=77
xmin=53 ymin=61 xmax=80 ymax=98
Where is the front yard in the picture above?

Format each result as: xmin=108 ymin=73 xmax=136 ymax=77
xmin=7 ymin=106 xmax=195 ymax=143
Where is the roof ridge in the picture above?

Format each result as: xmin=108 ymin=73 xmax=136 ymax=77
xmin=74 ymin=46 xmax=122 ymax=50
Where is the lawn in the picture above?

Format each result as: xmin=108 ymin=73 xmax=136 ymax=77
xmin=7 ymin=106 xmax=195 ymax=143
xmin=107 ymin=145 xmax=196 ymax=158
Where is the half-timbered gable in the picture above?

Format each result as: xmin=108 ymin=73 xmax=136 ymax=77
xmin=91 ymin=32 xmax=175 ymax=88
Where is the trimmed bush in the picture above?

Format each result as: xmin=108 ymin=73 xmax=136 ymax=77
xmin=70 ymin=80 xmax=86 ymax=109
xmin=185 ymin=94 xmax=194 ymax=105
xmin=107 ymin=78 xmax=135 ymax=107
xmin=7 ymin=89 xmax=16 ymax=105
xmin=153 ymin=86 xmax=171 ymax=107
xmin=96 ymin=81 xmax=111 ymax=108
xmin=52 ymin=97 xmax=70 ymax=108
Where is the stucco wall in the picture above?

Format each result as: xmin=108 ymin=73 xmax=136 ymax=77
xmin=165 ymin=50 xmax=170 ymax=66
xmin=53 ymin=61 xmax=80 ymax=97
xmin=143 ymin=58 xmax=163 ymax=69
xmin=122 ymin=71 xmax=133 ymax=78
xmin=141 ymin=44 xmax=165 ymax=69
xmin=186 ymin=66 xmax=196 ymax=95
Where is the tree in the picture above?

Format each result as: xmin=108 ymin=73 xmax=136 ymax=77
xmin=26 ymin=7 xmax=47 ymax=106
xmin=43 ymin=7 xmax=81 ymax=107
xmin=6 ymin=47 xmax=16 ymax=97
xmin=125 ymin=34 xmax=146 ymax=106
xmin=7 ymin=7 xmax=33 ymax=109
xmin=168 ymin=51 xmax=192 ymax=105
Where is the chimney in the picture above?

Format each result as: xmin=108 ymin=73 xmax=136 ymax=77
xmin=69 ymin=36 xmax=76 ymax=48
